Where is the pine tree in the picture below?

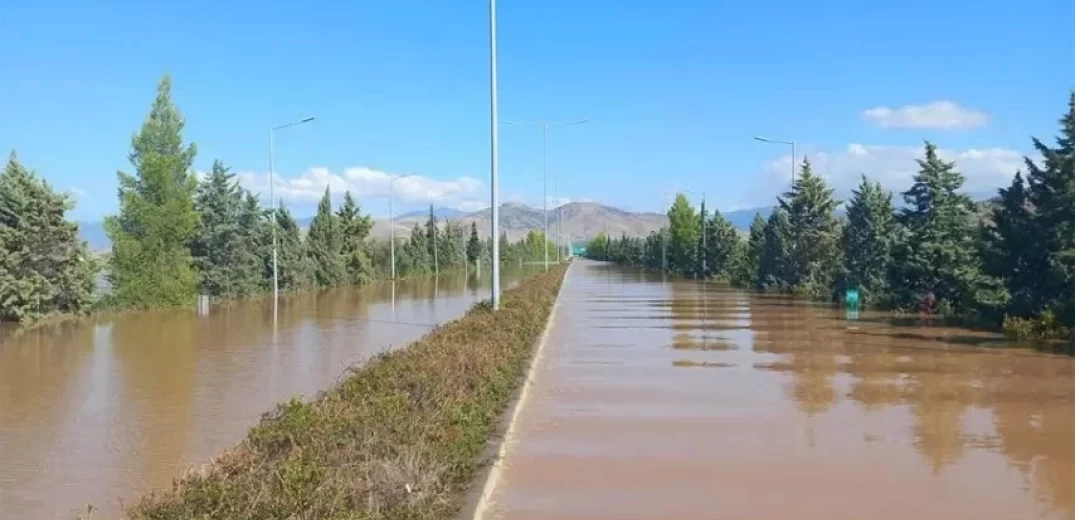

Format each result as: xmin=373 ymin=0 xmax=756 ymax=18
xmin=779 ymin=158 xmax=841 ymax=298
xmin=899 ymin=141 xmax=984 ymax=313
xmin=842 ymin=175 xmax=897 ymax=306
xmin=337 ymin=191 xmax=373 ymax=284
xmin=667 ymin=193 xmax=699 ymax=274
xmin=0 ymin=152 xmax=97 ymax=322
xmin=105 ymin=75 xmax=200 ymax=308
xmin=729 ymin=213 xmax=766 ymax=287
xmin=1025 ymin=92 xmax=1075 ymax=323
xmin=759 ymin=209 xmax=792 ymax=290
xmin=274 ymin=206 xmax=313 ymax=290
xmin=306 ymin=188 xmax=346 ymax=287
xmin=466 ymin=222 xmax=482 ymax=265
xmin=191 ymin=160 xmax=261 ymax=298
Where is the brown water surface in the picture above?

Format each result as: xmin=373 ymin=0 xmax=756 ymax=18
xmin=484 ymin=260 xmax=1074 ymax=520
xmin=0 ymin=269 xmax=537 ymax=519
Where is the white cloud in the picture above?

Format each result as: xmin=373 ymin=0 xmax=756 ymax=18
xmin=862 ymin=101 xmax=989 ymax=130
xmin=235 ymin=166 xmax=486 ymax=211
xmin=743 ymin=142 xmax=1026 ymax=206
xmin=66 ymin=187 xmax=87 ymax=199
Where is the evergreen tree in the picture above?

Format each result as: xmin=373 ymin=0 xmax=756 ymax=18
xmin=899 ymin=141 xmax=985 ymax=313
xmin=273 ymin=206 xmax=314 ymax=290
xmin=306 ymin=188 xmax=346 ymax=287
xmin=466 ymin=222 xmax=482 ymax=265
xmin=779 ymin=158 xmax=841 ymax=298
xmin=400 ymin=222 xmax=431 ymax=275
xmin=758 ymin=209 xmax=792 ymax=290
xmin=1024 ymin=92 xmax=1075 ymax=323
xmin=191 ymin=160 xmax=261 ymax=298
xmin=696 ymin=199 xmax=709 ymax=277
xmin=666 ymin=193 xmax=699 ymax=274
xmin=239 ymin=191 xmax=270 ymax=292
xmin=842 ymin=176 xmax=897 ymax=306
xmin=337 ymin=191 xmax=373 ymax=284
xmin=705 ymin=210 xmax=740 ymax=279
xmin=982 ymin=172 xmax=1039 ymax=317
xmin=105 ymin=75 xmax=200 ymax=308
xmin=0 ymin=152 xmax=97 ymax=322
xmin=424 ymin=206 xmax=441 ymax=272
xmin=730 ymin=213 xmax=767 ymax=287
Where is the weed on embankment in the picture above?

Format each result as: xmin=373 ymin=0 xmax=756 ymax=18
xmin=127 ymin=264 xmax=568 ymax=520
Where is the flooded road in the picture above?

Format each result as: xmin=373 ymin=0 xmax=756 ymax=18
xmin=484 ymin=260 xmax=1074 ymax=520
xmin=0 ymin=268 xmax=538 ymax=519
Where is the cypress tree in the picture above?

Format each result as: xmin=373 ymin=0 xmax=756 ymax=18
xmin=105 ymin=75 xmax=200 ymax=308
xmin=696 ymin=199 xmax=708 ymax=277
xmin=842 ymin=176 xmax=897 ymax=306
xmin=337 ymin=191 xmax=373 ymax=284
xmin=0 ymin=152 xmax=97 ymax=322
xmin=306 ymin=187 xmax=346 ymax=287
xmin=466 ymin=222 xmax=482 ymax=265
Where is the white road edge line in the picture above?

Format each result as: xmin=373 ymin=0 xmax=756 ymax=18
xmin=469 ymin=264 xmax=569 ymax=520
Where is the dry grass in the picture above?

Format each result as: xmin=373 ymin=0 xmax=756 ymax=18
xmin=127 ymin=265 xmax=568 ymax=520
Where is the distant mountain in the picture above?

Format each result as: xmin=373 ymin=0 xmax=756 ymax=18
xmin=722 ymin=207 xmax=773 ymax=229
xmin=395 ymin=207 xmax=463 ymax=220
xmin=80 ymin=193 xmax=1001 ymax=251
xmin=78 ymin=221 xmax=111 ymax=252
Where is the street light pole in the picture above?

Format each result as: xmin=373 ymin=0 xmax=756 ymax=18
xmin=504 ymin=119 xmax=588 ymax=272
xmin=269 ymin=116 xmax=314 ymax=318
xmin=387 ymin=174 xmax=421 ymax=280
xmin=754 ymin=135 xmax=797 ymax=186
xmin=490 ymin=0 xmax=501 ymax=310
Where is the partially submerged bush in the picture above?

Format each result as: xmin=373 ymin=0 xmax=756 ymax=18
xmin=1003 ymin=310 xmax=1074 ymax=341
xmin=129 ymin=265 xmax=568 ymax=520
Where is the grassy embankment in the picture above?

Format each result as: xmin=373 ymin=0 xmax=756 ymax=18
xmin=125 ymin=263 xmax=567 ymax=520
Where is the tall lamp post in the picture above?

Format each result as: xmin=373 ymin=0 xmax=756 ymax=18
xmin=490 ymin=0 xmax=500 ymax=310
xmin=503 ymin=118 xmax=588 ymax=271
xmin=388 ymin=174 xmax=419 ymax=280
xmin=269 ymin=116 xmax=315 ymax=316
xmin=754 ymin=136 xmax=797 ymax=186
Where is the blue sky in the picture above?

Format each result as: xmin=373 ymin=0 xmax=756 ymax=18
xmin=1 ymin=0 xmax=1072 ymax=221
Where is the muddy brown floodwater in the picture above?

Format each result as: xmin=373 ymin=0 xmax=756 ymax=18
xmin=483 ymin=260 xmax=1074 ymax=520
xmin=0 ymin=268 xmax=539 ymax=520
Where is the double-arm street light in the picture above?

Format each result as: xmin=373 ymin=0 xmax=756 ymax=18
xmin=503 ymin=118 xmax=588 ymax=271
xmin=754 ymin=136 xmax=797 ymax=186
xmin=269 ymin=116 xmax=315 ymax=315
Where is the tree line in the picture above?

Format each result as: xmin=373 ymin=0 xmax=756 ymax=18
xmin=589 ymin=93 xmax=1075 ymax=339
xmin=0 ymin=76 xmax=558 ymax=324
